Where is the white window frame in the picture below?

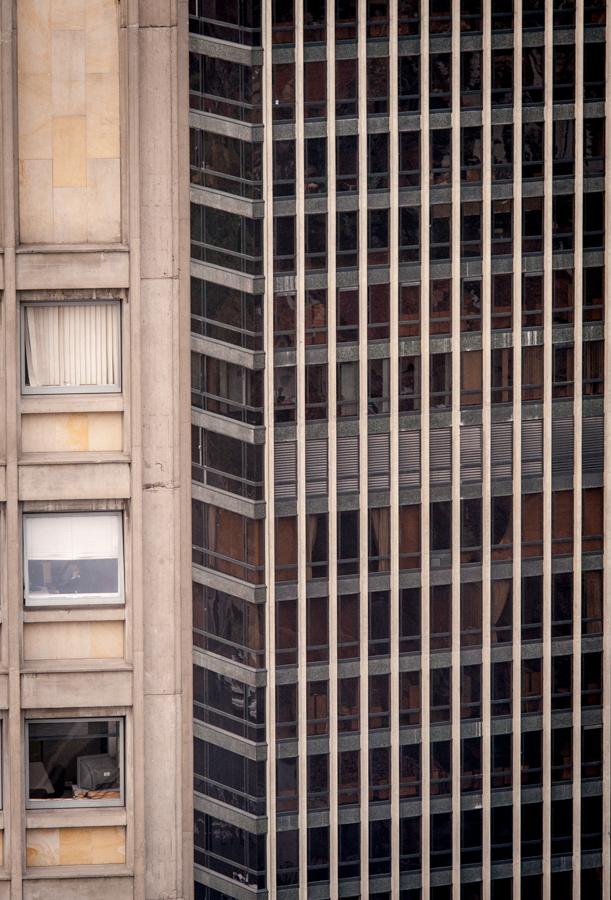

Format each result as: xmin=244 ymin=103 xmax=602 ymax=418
xmin=25 ymin=717 xmax=124 ymax=810
xmin=23 ymin=511 xmax=125 ymax=608
xmin=21 ymin=300 xmax=122 ymax=395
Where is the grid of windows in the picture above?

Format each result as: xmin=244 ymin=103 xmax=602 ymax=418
xmin=191 ymin=1 xmax=608 ymax=898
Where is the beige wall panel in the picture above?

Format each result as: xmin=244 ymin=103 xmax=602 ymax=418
xmin=26 ymin=829 xmax=59 ymax=867
xmin=18 ymin=462 xmax=130 ymax=500
xmin=21 ymin=670 xmax=132 ymax=708
xmin=51 ymin=29 xmax=85 ymax=117
xmin=18 ymin=74 xmax=52 ymax=159
xmin=24 ymin=622 xmax=124 ymax=661
xmin=52 ymin=188 xmax=88 ymax=243
xmin=52 ymin=117 xmax=86 ymax=188
xmin=86 ymin=159 xmax=121 ymax=243
xmin=51 ymin=0 xmax=86 ymax=29
xmin=21 ymin=412 xmax=123 ymax=453
xmin=15 ymin=249 xmax=129 ymax=290
xmin=19 ymin=159 xmax=53 ymax=243
xmin=17 ymin=0 xmax=51 ymax=76
xmin=17 ymin=0 xmax=121 ymax=244
xmin=27 ymin=826 xmax=125 ymax=867
xmin=58 ymin=825 xmax=125 ymax=865
xmin=86 ymin=411 xmax=123 ymax=450
xmin=24 ymin=877 xmax=133 ymax=900
xmin=86 ymin=74 xmax=120 ymax=158
xmin=85 ymin=0 xmax=119 ymax=75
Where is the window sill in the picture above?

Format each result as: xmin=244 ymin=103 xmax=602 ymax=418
xmin=19 ymin=451 xmax=130 ymax=466
xmin=21 ymin=394 xmax=124 ymax=415
xmin=21 ymin=659 xmax=131 ymax=675
xmin=24 ymin=864 xmax=132 ymax=880
xmin=26 ymin=807 xmax=127 ymax=830
xmin=24 ymin=608 xmax=126 ymax=624
xmin=17 ymin=244 xmax=129 ymax=255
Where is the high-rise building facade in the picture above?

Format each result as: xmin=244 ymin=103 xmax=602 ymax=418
xmin=0 ymin=3 xmax=193 ymax=899
xmin=190 ymin=1 xmax=608 ymax=899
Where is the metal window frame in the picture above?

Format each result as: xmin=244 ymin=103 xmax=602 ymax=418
xmin=23 ymin=510 xmax=125 ymax=609
xmin=25 ymin=716 xmax=125 ymax=810
xmin=20 ymin=300 xmax=122 ymax=396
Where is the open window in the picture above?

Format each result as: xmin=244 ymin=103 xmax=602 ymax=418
xmin=22 ymin=302 xmax=121 ymax=394
xmin=24 ymin=512 xmax=124 ymax=608
xmin=26 ymin=717 xmax=123 ymax=808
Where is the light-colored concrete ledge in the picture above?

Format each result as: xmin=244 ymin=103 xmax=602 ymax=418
xmin=18 ymin=463 xmax=131 ymax=500
xmin=193 ymin=720 xmax=267 ymax=762
xmin=191 ymin=333 xmax=265 ymax=371
xmin=23 ymin=608 xmax=126 ymax=624
xmin=190 ymin=184 xmax=264 ymax=219
xmin=20 ymin=395 xmax=124 ymax=415
xmin=194 ymin=791 xmax=267 ymax=834
xmin=26 ymin=808 xmax=127 ymax=830
xmin=191 ymin=407 xmax=265 ymax=445
xmin=194 ymin=865 xmax=263 ymax=900
xmin=191 ymin=258 xmax=265 ymax=295
xmin=189 ymin=110 xmax=264 ymax=144
xmin=193 ymin=646 xmax=266 ymax=688
xmin=191 ymin=562 xmax=266 ymax=604
xmin=21 ymin=669 xmax=132 ymax=708
xmin=21 ymin=660 xmax=131 ymax=675
xmin=22 ymin=869 xmax=133 ymax=884
xmin=189 ymin=33 xmax=262 ymax=67
xmin=192 ymin=481 xmax=266 ymax=520
xmin=16 ymin=248 xmax=130 ymax=291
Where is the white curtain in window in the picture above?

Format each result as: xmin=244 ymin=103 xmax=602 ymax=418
xmin=26 ymin=513 xmax=121 ymax=561
xmin=24 ymin=303 xmax=120 ymax=388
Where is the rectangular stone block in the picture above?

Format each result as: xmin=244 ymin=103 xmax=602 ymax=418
xmin=26 ymin=826 xmax=126 ymax=867
xmin=18 ymin=0 xmax=51 ymax=76
xmin=16 ymin=248 xmax=129 ymax=290
xmin=21 ymin=669 xmax=132 ymax=708
xmin=51 ymin=187 xmax=88 ymax=243
xmin=19 ymin=159 xmax=53 ymax=243
xmin=51 ymin=0 xmax=86 ymax=29
xmin=24 ymin=621 xmax=124 ymax=661
xmin=21 ymin=412 xmax=123 ymax=453
xmin=52 ymin=116 xmax=86 ymax=187
xmin=86 ymin=73 xmax=120 ymax=158
xmin=51 ymin=28 xmax=86 ymax=117
xmin=18 ymin=462 xmax=130 ymax=500
xmin=86 ymin=158 xmax=121 ymax=243
xmin=18 ymin=73 xmax=53 ymax=160
xmin=85 ymin=0 xmax=119 ymax=75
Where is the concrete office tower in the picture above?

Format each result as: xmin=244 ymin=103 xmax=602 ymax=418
xmin=190 ymin=0 xmax=607 ymax=898
xmin=0 ymin=2 xmax=193 ymax=899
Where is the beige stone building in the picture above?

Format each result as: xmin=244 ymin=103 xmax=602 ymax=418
xmin=0 ymin=1 xmax=193 ymax=898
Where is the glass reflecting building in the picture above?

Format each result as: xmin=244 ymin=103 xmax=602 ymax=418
xmin=189 ymin=0 xmax=608 ymax=897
